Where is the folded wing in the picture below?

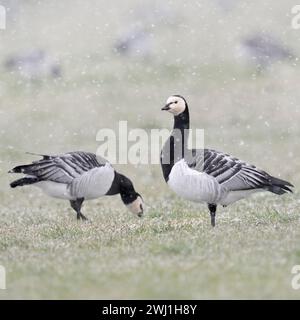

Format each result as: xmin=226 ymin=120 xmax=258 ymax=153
xmin=11 ymin=151 xmax=108 ymax=185
xmin=187 ymin=149 xmax=293 ymax=194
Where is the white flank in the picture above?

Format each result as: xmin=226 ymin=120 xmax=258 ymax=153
xmin=168 ymin=159 xmax=224 ymax=204
xmin=35 ymin=181 xmax=73 ymax=200
xmin=168 ymin=159 xmax=263 ymax=206
xmin=34 ymin=163 xmax=115 ymax=201
xmin=70 ymin=163 xmax=115 ymax=200
xmin=220 ymin=189 xmax=261 ymax=206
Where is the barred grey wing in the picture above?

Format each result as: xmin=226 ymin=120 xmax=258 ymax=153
xmin=187 ymin=149 xmax=271 ymax=192
xmin=20 ymin=151 xmax=109 ymax=185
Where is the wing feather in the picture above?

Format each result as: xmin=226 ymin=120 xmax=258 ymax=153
xmin=187 ymin=149 xmax=271 ymax=192
xmin=14 ymin=151 xmax=109 ymax=185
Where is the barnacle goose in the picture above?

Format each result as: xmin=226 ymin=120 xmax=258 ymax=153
xmin=161 ymin=95 xmax=294 ymax=227
xmin=9 ymin=152 xmax=144 ymax=220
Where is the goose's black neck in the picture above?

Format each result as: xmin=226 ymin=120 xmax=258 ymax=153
xmin=173 ymin=107 xmax=190 ymax=131
xmin=106 ymin=171 xmax=121 ymax=195
xmin=106 ymin=172 xmax=139 ymax=204
xmin=160 ymin=105 xmax=190 ymax=182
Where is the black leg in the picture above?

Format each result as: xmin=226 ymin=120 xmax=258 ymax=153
xmin=208 ymin=203 xmax=217 ymax=227
xmin=79 ymin=212 xmax=88 ymax=220
xmin=70 ymin=198 xmax=87 ymax=220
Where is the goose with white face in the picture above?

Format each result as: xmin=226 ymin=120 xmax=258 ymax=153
xmin=161 ymin=95 xmax=186 ymax=116
xmin=126 ymin=195 xmax=144 ymax=217
xmin=9 ymin=151 xmax=145 ymax=221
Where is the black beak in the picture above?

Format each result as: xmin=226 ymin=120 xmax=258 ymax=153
xmin=138 ymin=204 xmax=143 ymax=217
xmin=161 ymin=103 xmax=172 ymax=111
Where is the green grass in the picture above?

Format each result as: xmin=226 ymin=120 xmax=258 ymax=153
xmin=0 ymin=0 xmax=300 ymax=299
xmin=0 ymin=194 xmax=299 ymax=299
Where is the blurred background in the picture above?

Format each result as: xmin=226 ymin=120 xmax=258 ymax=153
xmin=0 ymin=0 xmax=300 ymax=181
xmin=0 ymin=0 xmax=300 ymax=299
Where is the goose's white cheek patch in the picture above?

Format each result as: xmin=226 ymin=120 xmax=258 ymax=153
xmin=169 ymin=103 xmax=185 ymax=116
xmin=126 ymin=196 xmax=144 ymax=216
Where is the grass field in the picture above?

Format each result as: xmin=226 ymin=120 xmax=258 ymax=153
xmin=0 ymin=0 xmax=300 ymax=299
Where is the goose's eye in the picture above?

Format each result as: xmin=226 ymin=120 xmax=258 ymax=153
xmin=174 ymin=101 xmax=178 ymax=104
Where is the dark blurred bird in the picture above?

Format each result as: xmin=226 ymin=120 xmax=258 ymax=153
xmin=113 ymin=4 xmax=176 ymax=58
xmin=239 ymin=33 xmax=296 ymax=70
xmin=214 ymin=0 xmax=238 ymax=12
xmin=4 ymin=49 xmax=62 ymax=80
xmin=114 ymin=27 xmax=151 ymax=58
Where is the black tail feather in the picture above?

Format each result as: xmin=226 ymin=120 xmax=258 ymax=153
xmin=8 ymin=164 xmax=34 ymax=174
xmin=8 ymin=152 xmax=52 ymax=174
xmin=9 ymin=153 xmax=51 ymax=189
xmin=267 ymin=176 xmax=294 ymax=195
xmin=10 ymin=177 xmax=39 ymax=188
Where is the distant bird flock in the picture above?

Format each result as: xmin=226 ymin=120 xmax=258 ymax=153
xmin=3 ymin=33 xmax=295 ymax=84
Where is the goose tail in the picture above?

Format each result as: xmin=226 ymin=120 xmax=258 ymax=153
xmin=10 ymin=177 xmax=39 ymax=188
xmin=8 ymin=162 xmax=40 ymax=188
xmin=266 ymin=176 xmax=294 ymax=195
xmin=8 ymin=164 xmax=33 ymax=174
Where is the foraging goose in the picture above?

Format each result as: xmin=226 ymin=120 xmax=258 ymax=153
xmin=160 ymin=95 xmax=293 ymax=227
xmin=9 ymin=151 xmax=144 ymax=220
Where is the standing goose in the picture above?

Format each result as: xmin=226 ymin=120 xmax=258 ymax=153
xmin=9 ymin=151 xmax=144 ymax=220
xmin=160 ymin=95 xmax=293 ymax=227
